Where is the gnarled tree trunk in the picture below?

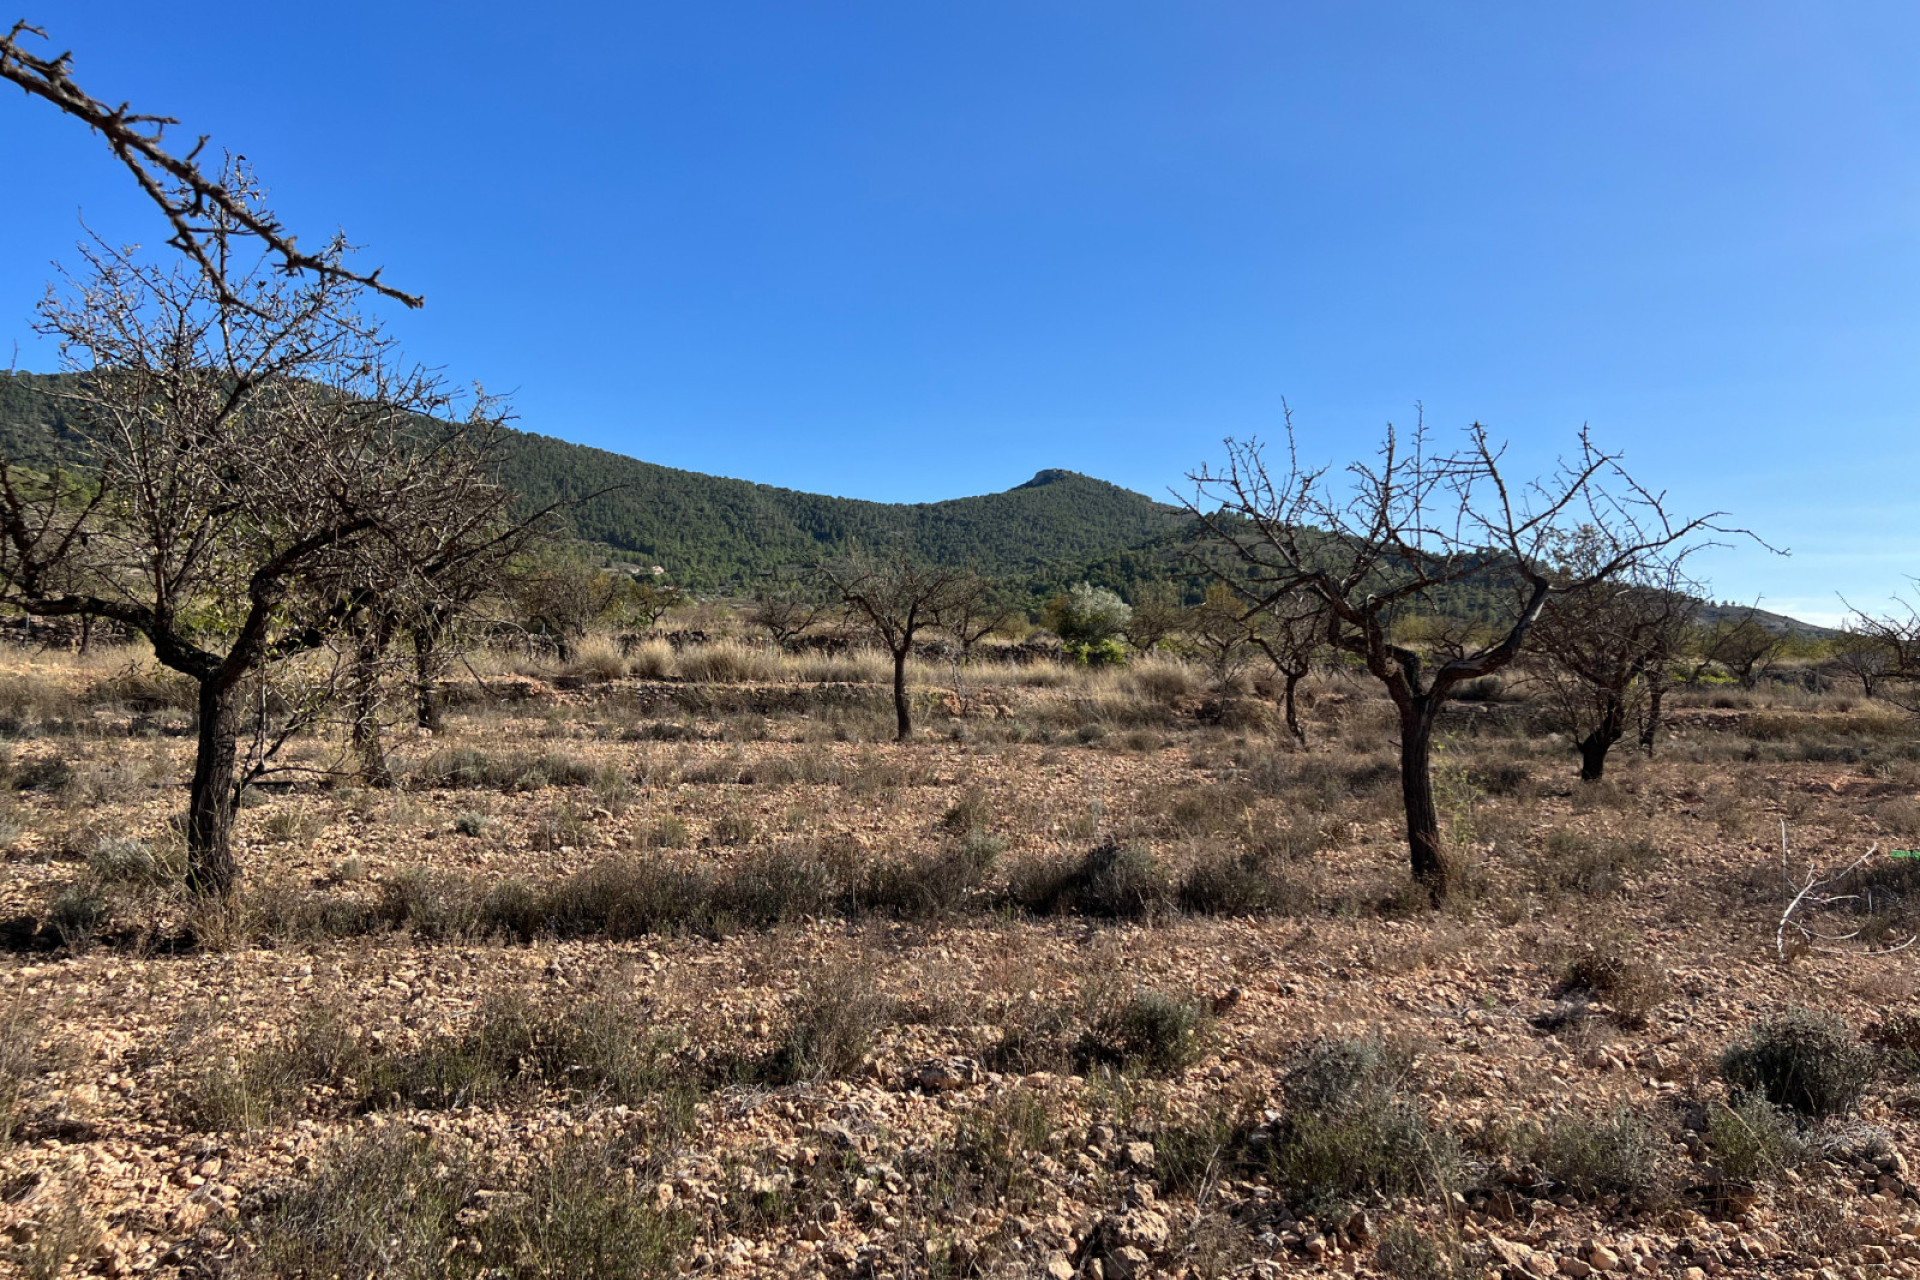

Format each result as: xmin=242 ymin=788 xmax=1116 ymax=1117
xmin=892 ymin=646 xmax=912 ymax=740
xmin=413 ymin=623 xmax=446 ymax=732
xmin=1281 ymin=670 xmax=1307 ymax=747
xmin=1396 ymin=699 xmax=1446 ymax=893
xmin=1578 ymin=694 xmax=1627 ymax=781
xmin=186 ymin=678 xmax=241 ymax=897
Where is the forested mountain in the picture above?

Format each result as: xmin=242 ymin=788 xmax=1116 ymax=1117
xmin=0 ymin=371 xmax=1187 ymax=591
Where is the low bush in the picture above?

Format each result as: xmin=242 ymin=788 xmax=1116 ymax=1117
xmin=760 ymin=966 xmax=891 ymax=1084
xmin=1525 ymin=1107 xmax=1665 ymax=1202
xmin=1008 ymin=841 xmax=1171 ymax=919
xmin=1177 ymin=846 xmax=1308 ymax=916
xmin=940 ymin=786 xmax=992 ymax=835
xmin=1722 ymin=1009 xmax=1874 ymax=1118
xmin=859 ymin=844 xmax=997 ymax=917
xmin=87 ymin=835 xmax=180 ymax=887
xmin=1554 ymin=937 xmax=1672 ymax=1027
xmin=676 ymin=640 xmax=781 ymax=685
xmin=0 ymin=1000 xmax=49 ymax=1144
xmin=11 ymin=754 xmax=74 ymax=794
xmin=1076 ymin=987 xmax=1208 ymax=1074
xmin=182 ymin=992 xmax=684 ymax=1130
xmin=411 ymin=748 xmax=610 ymax=793
xmin=1261 ymin=1038 xmax=1455 ymax=1211
xmin=1533 ymin=830 xmax=1662 ymax=899
xmin=1706 ymin=1095 xmax=1805 ymax=1181
xmin=47 ymin=881 xmax=108 ymax=952
xmin=236 ymin=1126 xmax=689 ymax=1280
xmin=1375 ymin=1221 xmax=1468 ymax=1280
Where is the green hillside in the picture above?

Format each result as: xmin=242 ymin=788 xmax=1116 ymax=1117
xmin=0 ymin=371 xmax=1186 ymax=592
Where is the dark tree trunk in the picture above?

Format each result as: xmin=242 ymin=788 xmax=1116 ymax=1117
xmin=1397 ymin=702 xmax=1447 ymax=895
xmin=186 ymin=678 xmax=241 ymax=897
xmin=413 ymin=624 xmax=445 ymax=732
xmin=347 ymin=616 xmax=396 ymax=787
xmin=1639 ymin=684 xmax=1666 ymax=755
xmin=892 ymin=646 xmax=912 ymax=741
xmin=1577 ymin=729 xmax=1614 ymax=781
xmin=1282 ymin=670 xmax=1306 ymax=747
xmin=1579 ymin=695 xmax=1626 ymax=782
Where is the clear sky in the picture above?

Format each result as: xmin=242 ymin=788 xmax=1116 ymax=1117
xmin=4 ymin=3 xmax=1917 ymax=623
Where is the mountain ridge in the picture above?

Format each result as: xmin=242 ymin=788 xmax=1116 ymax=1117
xmin=0 ymin=371 xmax=1188 ymax=592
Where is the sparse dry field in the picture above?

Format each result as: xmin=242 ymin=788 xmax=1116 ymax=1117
xmin=0 ymin=642 xmax=1917 ymax=1280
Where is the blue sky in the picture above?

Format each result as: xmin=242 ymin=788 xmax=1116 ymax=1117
xmin=4 ymin=3 xmax=1917 ymax=622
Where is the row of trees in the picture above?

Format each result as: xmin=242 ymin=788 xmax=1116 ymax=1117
xmin=13 ymin=20 xmax=1900 ymax=912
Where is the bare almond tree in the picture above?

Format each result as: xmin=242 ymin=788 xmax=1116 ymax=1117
xmin=1182 ymin=582 xmax=1259 ymax=691
xmin=751 ymin=580 xmax=833 ymax=652
xmin=1683 ymin=607 xmax=1786 ymax=689
xmin=0 ymin=178 xmax=514 ymax=896
xmin=1529 ymin=551 xmax=1698 ymax=782
xmin=934 ymin=571 xmax=1016 ymax=667
xmin=1830 ymin=628 xmax=1900 ymax=700
xmin=1187 ymin=410 xmax=1728 ymax=897
xmin=1249 ymin=591 xmax=1325 ymax=747
xmin=817 ymin=549 xmax=971 ymax=740
xmin=1845 ymin=594 xmax=1920 ymax=714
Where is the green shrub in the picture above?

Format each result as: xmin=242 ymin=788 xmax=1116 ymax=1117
xmin=47 ymin=882 xmax=108 ymax=951
xmin=1264 ymin=1039 xmax=1454 ymax=1211
xmin=1722 ymin=1009 xmax=1874 ymax=1118
xmin=1044 ymin=584 xmax=1131 ymax=652
xmin=1706 ymin=1095 xmax=1805 ymax=1181
xmin=1527 ymin=1107 xmax=1664 ymax=1201
xmin=1076 ymin=987 xmax=1207 ymax=1074
xmin=1375 ymin=1221 xmax=1467 ymax=1280
xmin=761 ymin=966 xmax=891 ymax=1084
xmin=1533 ymin=831 xmax=1662 ymax=899
xmin=183 ymin=993 xmax=684 ymax=1130
xmin=11 ymin=755 xmax=73 ymax=794
xmin=411 ymin=748 xmax=609 ymax=793
xmin=859 ymin=845 xmax=996 ymax=918
xmin=87 ymin=835 xmax=180 ymax=886
xmin=238 ymin=1127 xmax=687 ymax=1279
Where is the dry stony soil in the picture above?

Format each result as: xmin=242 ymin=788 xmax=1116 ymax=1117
xmin=0 ymin=649 xmax=1917 ymax=1280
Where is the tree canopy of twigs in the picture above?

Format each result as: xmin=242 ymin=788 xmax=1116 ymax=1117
xmin=1247 ymin=590 xmax=1325 ymax=748
xmin=0 ymin=170 xmax=524 ymax=895
xmin=815 ymin=548 xmax=973 ymax=741
xmin=1187 ymin=408 xmax=1733 ymax=898
xmin=1843 ymin=591 xmax=1920 ymax=713
xmin=1 ymin=20 xmax=420 ymax=310
xmin=1529 ymin=548 xmax=1698 ymax=782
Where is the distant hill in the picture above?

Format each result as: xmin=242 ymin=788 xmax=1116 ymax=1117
xmin=0 ymin=372 xmax=1842 ymax=634
xmin=0 ymin=371 xmax=1187 ymax=592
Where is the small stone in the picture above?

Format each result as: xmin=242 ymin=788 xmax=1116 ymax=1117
xmin=1560 ymin=1258 xmax=1592 ymax=1278
xmin=1046 ymin=1258 xmax=1074 ymax=1280
xmin=1122 ymin=1141 xmax=1156 ymax=1171
xmin=1589 ymin=1246 xmax=1620 ymax=1272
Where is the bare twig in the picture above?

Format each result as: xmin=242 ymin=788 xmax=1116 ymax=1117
xmin=1 ymin=20 xmax=421 ymax=309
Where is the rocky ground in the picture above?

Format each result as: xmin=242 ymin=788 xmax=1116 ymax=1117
xmin=0 ymin=647 xmax=1916 ymax=1279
